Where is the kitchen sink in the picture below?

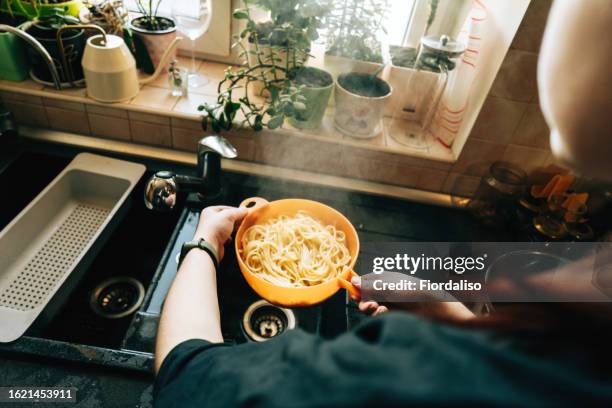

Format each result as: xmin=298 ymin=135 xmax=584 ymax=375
xmin=0 ymin=140 xmax=501 ymax=373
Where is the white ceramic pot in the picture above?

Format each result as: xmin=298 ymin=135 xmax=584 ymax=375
xmin=334 ymin=72 xmax=392 ymax=139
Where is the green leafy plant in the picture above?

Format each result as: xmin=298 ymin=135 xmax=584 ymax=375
xmin=199 ymin=0 xmax=330 ymax=134
xmin=1 ymin=0 xmax=75 ymax=20
xmin=1 ymin=0 xmax=79 ymax=25
xmin=324 ymin=0 xmax=389 ymax=63
xmin=32 ymin=7 xmax=78 ymax=29
xmin=132 ymin=0 xmax=170 ymax=30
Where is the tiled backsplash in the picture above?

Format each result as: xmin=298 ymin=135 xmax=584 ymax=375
xmin=1 ymin=0 xmax=555 ymax=198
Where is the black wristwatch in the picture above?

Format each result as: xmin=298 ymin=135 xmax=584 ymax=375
xmin=179 ymin=238 xmax=219 ymax=271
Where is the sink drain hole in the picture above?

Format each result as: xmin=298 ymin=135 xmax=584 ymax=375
xmin=90 ymin=277 xmax=145 ymax=319
xmin=242 ymin=300 xmax=296 ymax=342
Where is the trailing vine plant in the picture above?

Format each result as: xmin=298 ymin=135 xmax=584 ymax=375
xmin=199 ymin=0 xmax=330 ymax=133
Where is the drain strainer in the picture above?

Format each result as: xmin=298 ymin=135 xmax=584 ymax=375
xmin=242 ymin=300 xmax=296 ymax=342
xmin=90 ymin=277 xmax=145 ymax=319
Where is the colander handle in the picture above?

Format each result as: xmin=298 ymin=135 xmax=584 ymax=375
xmin=240 ymin=197 xmax=269 ymax=212
xmin=338 ymin=269 xmax=360 ymax=299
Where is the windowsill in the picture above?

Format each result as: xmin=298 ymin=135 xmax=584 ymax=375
xmin=0 ymin=57 xmax=455 ymax=163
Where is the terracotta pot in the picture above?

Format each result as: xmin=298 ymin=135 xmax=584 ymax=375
xmin=334 ymin=72 xmax=392 ymax=139
xmin=129 ymin=16 xmax=177 ymax=71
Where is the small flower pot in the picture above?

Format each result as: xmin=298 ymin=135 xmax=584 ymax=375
xmin=287 ymin=67 xmax=334 ymax=130
xmin=24 ymin=23 xmax=86 ymax=83
xmin=334 ymin=72 xmax=392 ymax=139
xmin=129 ymin=16 xmax=177 ymax=72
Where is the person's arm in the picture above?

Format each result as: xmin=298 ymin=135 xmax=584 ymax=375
xmin=538 ymin=0 xmax=612 ymax=180
xmin=154 ymin=206 xmax=247 ymax=374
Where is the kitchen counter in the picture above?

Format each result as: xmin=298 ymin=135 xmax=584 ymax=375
xmin=0 ymin=354 xmax=153 ymax=407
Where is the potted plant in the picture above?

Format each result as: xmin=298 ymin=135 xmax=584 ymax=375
xmin=0 ymin=10 xmax=29 ymax=81
xmin=287 ymin=66 xmax=333 ymax=129
xmin=323 ymin=0 xmax=389 ymax=79
xmin=199 ymin=0 xmax=332 ymax=133
xmin=128 ymin=0 xmax=176 ymax=72
xmin=20 ymin=6 xmax=85 ymax=83
xmin=0 ymin=0 xmax=84 ymax=17
xmin=334 ymin=71 xmax=392 ymax=139
xmin=236 ymin=0 xmax=329 ymax=95
xmin=79 ymin=0 xmax=127 ymax=35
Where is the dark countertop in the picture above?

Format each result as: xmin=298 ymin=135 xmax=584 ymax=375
xmin=0 ymin=137 xmax=502 ymax=407
xmin=1 ymin=352 xmax=153 ymax=407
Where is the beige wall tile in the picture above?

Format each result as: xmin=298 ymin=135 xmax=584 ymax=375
xmin=44 ymin=86 xmax=88 ymax=99
xmin=522 ymin=0 xmax=553 ymax=27
xmin=512 ymin=103 xmax=550 ymax=149
xmin=416 ymin=169 xmax=448 ymax=192
xmin=89 ymin=114 xmax=131 ymax=141
xmin=0 ymin=91 xmax=43 ymax=105
xmin=171 ymin=117 xmax=202 ymax=130
xmin=469 ymin=96 xmax=528 ymax=144
xmin=510 ymin=0 xmax=552 ymax=52
xmin=130 ymin=120 xmax=172 ymax=147
xmin=452 ymin=139 xmax=506 ymax=176
xmin=43 ymin=98 xmax=86 ymax=112
xmin=511 ymin=22 xmax=546 ymax=53
xmin=344 ymin=159 xmax=422 ymax=188
xmin=172 ymin=127 xmax=255 ymax=161
xmin=4 ymin=101 xmax=48 ymax=127
xmin=442 ymin=172 xmax=481 ymax=197
xmin=128 ymin=110 xmax=170 ymax=125
xmin=130 ymin=86 xmax=179 ymax=110
xmin=86 ymin=104 xmax=128 ymax=119
xmin=45 ymin=107 xmax=90 ymax=134
xmin=502 ymin=144 xmax=549 ymax=172
xmin=0 ymin=79 xmax=43 ymax=90
xmin=489 ymin=50 xmax=539 ymax=102
xmin=254 ymin=132 xmax=349 ymax=176
xmin=172 ymin=127 xmax=209 ymax=151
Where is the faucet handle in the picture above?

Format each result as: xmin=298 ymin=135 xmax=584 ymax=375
xmin=198 ymin=135 xmax=238 ymax=159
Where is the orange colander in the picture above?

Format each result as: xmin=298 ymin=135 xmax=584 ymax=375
xmin=235 ymin=197 xmax=360 ymax=307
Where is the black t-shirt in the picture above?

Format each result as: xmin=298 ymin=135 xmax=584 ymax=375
xmin=154 ymin=313 xmax=612 ymax=407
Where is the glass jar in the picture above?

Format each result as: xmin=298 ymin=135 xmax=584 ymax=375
xmin=468 ymin=161 xmax=527 ymax=228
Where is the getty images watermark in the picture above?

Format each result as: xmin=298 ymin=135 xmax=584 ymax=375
xmin=356 ymin=242 xmax=612 ymax=303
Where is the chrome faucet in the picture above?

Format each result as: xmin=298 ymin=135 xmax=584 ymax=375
xmin=144 ymin=135 xmax=237 ymax=212
xmin=0 ymin=24 xmax=62 ymax=90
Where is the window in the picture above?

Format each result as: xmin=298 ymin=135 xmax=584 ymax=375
xmin=124 ymin=0 xmax=231 ymax=58
xmin=384 ymin=0 xmax=417 ymax=46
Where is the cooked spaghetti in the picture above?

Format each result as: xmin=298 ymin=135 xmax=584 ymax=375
xmin=240 ymin=211 xmax=351 ymax=287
